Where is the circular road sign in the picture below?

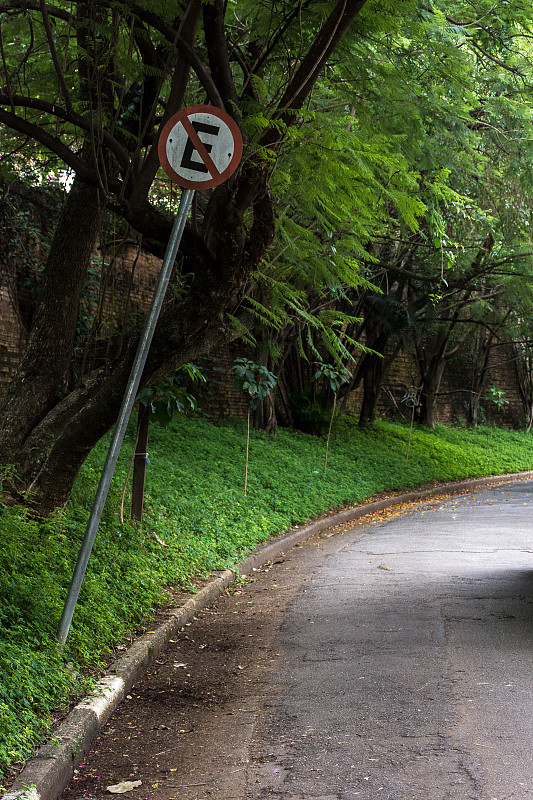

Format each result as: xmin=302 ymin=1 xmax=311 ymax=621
xmin=158 ymin=105 xmax=243 ymax=189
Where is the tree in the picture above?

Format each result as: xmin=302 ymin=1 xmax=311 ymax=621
xmin=0 ymin=0 xmax=396 ymax=513
xmin=3 ymin=0 xmax=533 ymax=511
xmin=232 ymin=358 xmax=277 ymax=495
xmin=242 ymin=0 xmax=533 ymax=431
xmin=313 ymin=361 xmax=350 ymax=468
xmin=341 ymin=0 xmax=533 ymax=426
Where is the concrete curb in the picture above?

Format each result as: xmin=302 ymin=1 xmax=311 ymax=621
xmin=4 ymin=470 xmax=533 ymax=800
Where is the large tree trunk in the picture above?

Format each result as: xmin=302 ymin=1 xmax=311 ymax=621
xmin=418 ymin=357 xmax=446 ymax=429
xmin=5 ymin=199 xmax=270 ymax=514
xmin=358 ymin=353 xmax=385 ymax=426
xmin=415 ymin=313 xmax=462 ymax=429
xmin=356 ymin=318 xmax=390 ymax=427
xmin=466 ymin=331 xmax=493 ymax=427
xmin=0 ymin=178 xmax=103 ymax=483
xmin=0 ymin=174 xmax=274 ymax=515
xmin=514 ymin=339 xmax=533 ymax=431
xmin=0 ymin=0 xmax=369 ymax=514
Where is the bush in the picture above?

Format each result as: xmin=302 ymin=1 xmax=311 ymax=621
xmin=289 ymin=389 xmax=331 ymax=435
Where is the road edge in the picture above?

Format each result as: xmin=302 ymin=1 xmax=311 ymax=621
xmin=4 ymin=470 xmax=533 ymax=800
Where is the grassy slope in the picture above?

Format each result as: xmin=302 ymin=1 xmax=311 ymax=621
xmin=1 ymin=415 xmax=533 ymax=781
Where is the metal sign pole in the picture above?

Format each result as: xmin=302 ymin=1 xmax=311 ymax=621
xmin=57 ymin=188 xmax=194 ymax=647
xmin=57 ymin=104 xmax=242 ymax=648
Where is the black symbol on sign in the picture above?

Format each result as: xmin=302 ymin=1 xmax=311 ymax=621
xmin=181 ymin=120 xmax=220 ymax=173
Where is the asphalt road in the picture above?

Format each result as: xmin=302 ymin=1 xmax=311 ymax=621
xmin=59 ymin=480 xmax=533 ymax=800
xmin=247 ymin=480 xmax=533 ymax=800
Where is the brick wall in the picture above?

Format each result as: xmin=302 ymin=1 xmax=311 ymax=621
xmin=0 ymin=282 xmax=26 ymax=389
xmin=194 ymin=341 xmax=251 ymax=420
xmin=92 ymin=241 xmax=162 ymax=333
xmin=2 ymin=263 xmax=527 ymax=425
xmin=0 ymin=199 xmax=527 ymax=427
xmin=0 ymin=239 xmax=163 ymax=394
xmin=347 ymin=340 xmax=525 ymax=428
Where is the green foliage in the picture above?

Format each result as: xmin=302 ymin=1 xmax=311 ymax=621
xmin=3 ymin=414 xmax=533 ymax=780
xmin=136 ymin=364 xmax=206 ymax=427
xmin=289 ymin=389 xmax=332 ymax=437
xmin=232 ymin=358 xmax=277 ymax=411
xmin=314 ymin=361 xmax=351 ymax=394
xmin=485 ymin=384 xmax=509 ymax=414
xmin=290 ymin=363 xmax=350 ymax=438
xmin=232 ymin=358 xmax=278 ymax=492
xmin=6 ymin=0 xmax=533 ymax=782
xmin=0 ymin=507 xmax=92 ymax=777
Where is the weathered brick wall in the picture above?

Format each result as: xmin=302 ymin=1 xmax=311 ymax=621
xmin=351 ymin=341 xmax=525 ymax=428
xmin=0 ymin=282 xmax=26 ymax=390
xmin=2 ymin=267 xmax=527 ymax=425
xmin=0 ymin=194 xmax=527 ymax=427
xmin=194 ymin=340 xmax=250 ymax=420
xmin=0 ymin=240 xmax=163 ymax=394
xmin=0 ymin=227 xmax=251 ymax=420
xmin=92 ymin=242 xmax=162 ymax=332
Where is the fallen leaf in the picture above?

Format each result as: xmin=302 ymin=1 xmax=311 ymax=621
xmin=106 ymin=780 xmax=142 ymax=793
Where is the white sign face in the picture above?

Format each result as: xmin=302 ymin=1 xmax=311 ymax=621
xmin=158 ymin=105 xmax=243 ymax=189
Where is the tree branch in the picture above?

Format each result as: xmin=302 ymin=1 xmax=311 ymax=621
xmin=128 ymin=1 xmax=224 ymax=107
xmin=0 ymin=93 xmax=131 ymax=171
xmin=125 ymin=0 xmax=203 ymax=215
xmin=0 ymin=107 xmax=107 ymax=184
xmin=0 ymin=0 xmax=224 ymax=107
xmin=274 ymin=0 xmax=369 ymax=119
xmin=203 ymin=0 xmax=239 ymax=118
xmin=0 ymin=0 xmax=70 ymax=21
xmin=240 ymin=1 xmax=313 ymax=95
xmin=443 ymin=12 xmax=526 ymax=77
xmin=39 ymin=0 xmax=73 ymax=112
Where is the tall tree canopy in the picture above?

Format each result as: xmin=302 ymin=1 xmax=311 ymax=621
xmin=2 ymin=0 xmax=533 ymax=512
xmin=234 ymin=0 xmax=533 ymax=430
xmin=0 ymin=0 xmax=398 ymax=512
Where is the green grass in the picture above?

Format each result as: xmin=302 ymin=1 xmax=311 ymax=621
xmin=1 ymin=415 xmax=533 ymax=782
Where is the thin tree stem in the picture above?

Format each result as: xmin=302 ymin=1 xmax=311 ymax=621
xmin=244 ymin=407 xmax=250 ymax=495
xmin=120 ymin=425 xmax=140 ymax=524
xmin=406 ymin=404 xmax=415 ymax=461
xmin=325 ymin=392 xmax=336 ymax=469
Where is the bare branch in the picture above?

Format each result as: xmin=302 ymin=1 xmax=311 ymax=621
xmin=203 ymin=0 xmax=239 ymax=118
xmin=128 ymin=2 xmax=224 ymax=108
xmin=0 ymin=106 xmax=123 ymax=190
xmin=0 ymin=93 xmax=131 ymax=171
xmin=275 ymin=0 xmax=369 ymax=118
xmin=0 ymin=0 xmax=224 ymax=107
xmin=39 ymin=0 xmax=74 ymax=112
xmin=241 ymin=1 xmax=313 ymax=95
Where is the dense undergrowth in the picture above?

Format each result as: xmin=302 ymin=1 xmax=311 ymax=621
xmin=1 ymin=414 xmax=533 ymax=783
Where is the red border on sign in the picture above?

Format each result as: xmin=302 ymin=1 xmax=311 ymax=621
xmin=158 ymin=104 xmax=243 ymax=189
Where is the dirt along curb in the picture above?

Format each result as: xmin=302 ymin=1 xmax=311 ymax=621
xmin=4 ymin=470 xmax=533 ymax=800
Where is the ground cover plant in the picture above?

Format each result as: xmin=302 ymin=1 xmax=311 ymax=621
xmin=1 ymin=415 xmax=533 ymax=783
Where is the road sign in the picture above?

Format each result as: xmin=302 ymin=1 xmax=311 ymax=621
xmin=158 ymin=105 xmax=243 ymax=189
xmin=58 ymin=110 xmax=244 ymax=647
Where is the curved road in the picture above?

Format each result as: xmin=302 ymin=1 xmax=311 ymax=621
xmin=61 ymin=480 xmax=533 ymax=800
xmin=247 ymin=480 xmax=533 ymax=800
